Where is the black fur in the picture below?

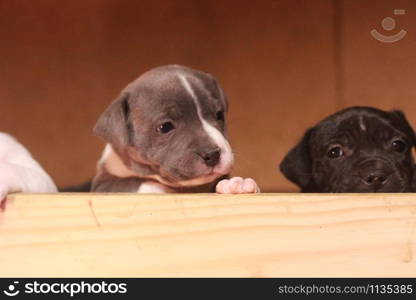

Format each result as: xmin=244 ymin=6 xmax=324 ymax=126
xmin=280 ymin=107 xmax=416 ymax=193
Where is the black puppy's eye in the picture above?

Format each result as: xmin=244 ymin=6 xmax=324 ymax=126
xmin=216 ymin=111 xmax=225 ymax=121
xmin=327 ymin=146 xmax=344 ymax=159
xmin=391 ymin=140 xmax=407 ymax=152
xmin=156 ymin=122 xmax=175 ymax=134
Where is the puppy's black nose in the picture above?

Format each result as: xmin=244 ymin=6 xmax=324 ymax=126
xmin=361 ymin=171 xmax=389 ymax=186
xmin=198 ymin=148 xmax=221 ymax=167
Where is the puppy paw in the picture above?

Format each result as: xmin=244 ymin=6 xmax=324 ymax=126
xmin=216 ymin=177 xmax=260 ymax=194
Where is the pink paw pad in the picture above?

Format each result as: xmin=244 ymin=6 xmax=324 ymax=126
xmin=216 ymin=177 xmax=260 ymax=194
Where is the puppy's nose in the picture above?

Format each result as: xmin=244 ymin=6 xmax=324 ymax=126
xmin=198 ymin=148 xmax=221 ymax=167
xmin=361 ymin=171 xmax=389 ymax=186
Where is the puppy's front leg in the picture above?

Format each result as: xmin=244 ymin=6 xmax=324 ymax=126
xmin=0 ymin=169 xmax=57 ymax=203
xmin=0 ymin=184 xmax=9 ymax=203
xmin=216 ymin=177 xmax=260 ymax=194
xmin=0 ymin=163 xmax=30 ymax=203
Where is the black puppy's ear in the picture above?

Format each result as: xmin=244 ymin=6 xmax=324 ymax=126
xmin=389 ymin=110 xmax=416 ymax=147
xmin=280 ymin=128 xmax=314 ymax=190
xmin=93 ymin=93 xmax=132 ymax=148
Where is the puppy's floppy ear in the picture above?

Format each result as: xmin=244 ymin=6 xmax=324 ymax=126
xmin=214 ymin=77 xmax=229 ymax=112
xmin=389 ymin=110 xmax=416 ymax=148
xmin=206 ymin=73 xmax=228 ymax=112
xmin=93 ymin=93 xmax=132 ymax=148
xmin=280 ymin=128 xmax=314 ymax=190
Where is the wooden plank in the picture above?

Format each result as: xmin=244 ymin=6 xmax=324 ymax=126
xmin=0 ymin=193 xmax=415 ymax=277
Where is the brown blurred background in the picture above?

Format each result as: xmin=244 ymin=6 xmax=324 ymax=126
xmin=0 ymin=0 xmax=415 ymax=192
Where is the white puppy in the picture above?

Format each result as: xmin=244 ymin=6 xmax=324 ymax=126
xmin=0 ymin=132 xmax=57 ymax=203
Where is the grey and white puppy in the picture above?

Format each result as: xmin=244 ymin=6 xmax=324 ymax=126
xmin=280 ymin=106 xmax=416 ymax=193
xmin=92 ymin=65 xmax=259 ymax=194
xmin=0 ymin=132 xmax=57 ymax=202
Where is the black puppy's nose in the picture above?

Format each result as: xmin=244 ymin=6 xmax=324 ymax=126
xmin=361 ymin=171 xmax=389 ymax=186
xmin=198 ymin=148 xmax=221 ymax=167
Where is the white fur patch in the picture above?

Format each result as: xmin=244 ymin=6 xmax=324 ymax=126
xmin=177 ymin=74 xmax=234 ymax=174
xmin=137 ymin=181 xmax=171 ymax=193
xmin=359 ymin=116 xmax=367 ymax=131
xmin=0 ymin=132 xmax=57 ymax=198
xmin=98 ymin=144 xmax=137 ymax=178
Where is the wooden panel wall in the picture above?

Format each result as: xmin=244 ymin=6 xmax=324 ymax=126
xmin=0 ymin=1 xmax=415 ymax=192
xmin=340 ymin=0 xmax=416 ymax=121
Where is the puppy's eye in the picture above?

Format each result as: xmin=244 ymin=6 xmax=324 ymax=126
xmin=391 ymin=140 xmax=407 ymax=152
xmin=156 ymin=122 xmax=175 ymax=134
xmin=216 ymin=111 xmax=225 ymax=121
xmin=327 ymin=146 xmax=344 ymax=159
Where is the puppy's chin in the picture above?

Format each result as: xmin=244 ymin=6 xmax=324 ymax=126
xmin=163 ymin=168 xmax=232 ymax=188
xmin=335 ymin=186 xmax=406 ymax=193
xmin=154 ymin=153 xmax=234 ymax=187
xmin=174 ymin=172 xmax=223 ymax=187
xmin=159 ymin=163 xmax=233 ymax=188
xmin=331 ymin=176 xmax=409 ymax=193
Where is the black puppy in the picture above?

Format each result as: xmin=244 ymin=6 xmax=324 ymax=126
xmin=280 ymin=106 xmax=416 ymax=192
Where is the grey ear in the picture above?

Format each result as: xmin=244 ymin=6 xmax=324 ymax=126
xmin=279 ymin=128 xmax=314 ymax=190
xmin=213 ymin=76 xmax=229 ymax=112
xmin=93 ymin=93 xmax=132 ymax=148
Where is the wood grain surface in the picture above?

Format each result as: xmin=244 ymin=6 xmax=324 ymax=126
xmin=0 ymin=193 xmax=415 ymax=277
